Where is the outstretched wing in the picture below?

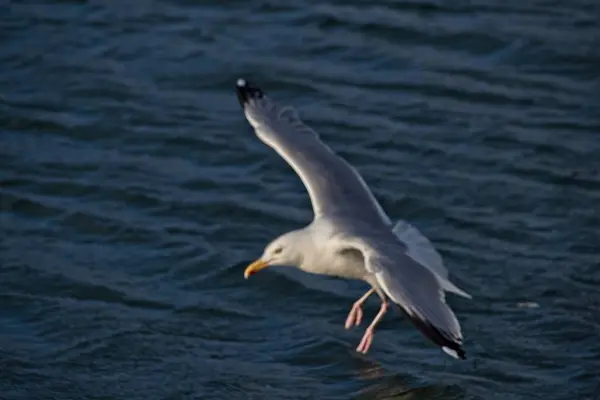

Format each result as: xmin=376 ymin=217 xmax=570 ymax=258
xmin=393 ymin=220 xmax=471 ymax=299
xmin=364 ymin=244 xmax=467 ymax=359
xmin=235 ymin=79 xmax=389 ymax=223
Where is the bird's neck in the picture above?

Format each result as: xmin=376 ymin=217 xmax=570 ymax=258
xmin=294 ymin=224 xmax=326 ymax=274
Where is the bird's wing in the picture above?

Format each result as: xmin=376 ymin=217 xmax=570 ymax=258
xmin=392 ymin=220 xmax=471 ymax=299
xmin=360 ymin=240 xmax=467 ymax=359
xmin=235 ymin=79 xmax=389 ymax=223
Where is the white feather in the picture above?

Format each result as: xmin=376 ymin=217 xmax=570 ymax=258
xmin=393 ymin=220 xmax=472 ymax=299
xmin=442 ymin=347 xmax=461 ymax=359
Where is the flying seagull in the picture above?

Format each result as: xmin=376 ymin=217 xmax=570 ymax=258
xmin=236 ymin=79 xmax=471 ymax=359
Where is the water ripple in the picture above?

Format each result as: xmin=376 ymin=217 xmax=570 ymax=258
xmin=2 ymin=0 xmax=599 ymax=399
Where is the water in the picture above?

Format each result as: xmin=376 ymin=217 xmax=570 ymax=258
xmin=1 ymin=1 xmax=599 ymax=399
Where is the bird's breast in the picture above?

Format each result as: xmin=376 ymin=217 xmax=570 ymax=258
xmin=299 ymin=247 xmax=367 ymax=280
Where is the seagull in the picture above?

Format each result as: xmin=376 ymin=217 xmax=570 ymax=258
xmin=236 ymin=79 xmax=472 ymax=359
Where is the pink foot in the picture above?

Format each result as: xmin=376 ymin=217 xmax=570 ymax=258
xmin=344 ymin=303 xmax=363 ymax=329
xmin=356 ymin=328 xmax=374 ymax=354
xmin=354 ymin=300 xmax=388 ymax=354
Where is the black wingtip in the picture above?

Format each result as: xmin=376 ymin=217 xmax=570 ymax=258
xmin=235 ymin=78 xmax=264 ymax=107
xmin=398 ymin=306 xmax=467 ymax=360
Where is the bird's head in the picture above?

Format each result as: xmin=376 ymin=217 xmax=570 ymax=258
xmin=244 ymin=231 xmax=305 ymax=279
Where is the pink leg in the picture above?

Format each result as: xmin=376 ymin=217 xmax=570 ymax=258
xmin=356 ymin=299 xmax=388 ymax=354
xmin=344 ymin=288 xmax=375 ymax=329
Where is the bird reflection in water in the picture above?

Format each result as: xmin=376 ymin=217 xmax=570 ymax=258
xmin=351 ymin=359 xmax=464 ymax=400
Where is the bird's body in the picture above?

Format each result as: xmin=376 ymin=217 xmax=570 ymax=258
xmin=236 ymin=78 xmax=471 ymax=359
xmin=291 ymin=218 xmax=382 ymax=281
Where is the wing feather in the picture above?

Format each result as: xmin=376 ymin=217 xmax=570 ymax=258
xmin=393 ymin=220 xmax=472 ymax=299
xmin=236 ymin=79 xmax=389 ymax=223
xmin=364 ymin=244 xmax=467 ymax=359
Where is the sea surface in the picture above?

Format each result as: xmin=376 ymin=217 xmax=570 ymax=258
xmin=1 ymin=1 xmax=599 ymax=399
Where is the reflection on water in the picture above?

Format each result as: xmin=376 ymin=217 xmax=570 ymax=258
xmin=350 ymin=358 xmax=457 ymax=400
xmin=355 ymin=370 xmax=464 ymax=400
xmin=355 ymin=360 xmax=388 ymax=381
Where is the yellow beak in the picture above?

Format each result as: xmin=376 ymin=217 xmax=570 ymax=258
xmin=244 ymin=259 xmax=270 ymax=279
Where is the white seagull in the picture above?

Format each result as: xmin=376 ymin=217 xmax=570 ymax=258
xmin=236 ymin=79 xmax=472 ymax=359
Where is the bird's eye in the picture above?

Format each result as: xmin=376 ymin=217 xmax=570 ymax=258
xmin=273 ymin=247 xmax=283 ymax=254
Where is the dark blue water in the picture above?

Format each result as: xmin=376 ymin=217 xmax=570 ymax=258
xmin=1 ymin=1 xmax=599 ymax=399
